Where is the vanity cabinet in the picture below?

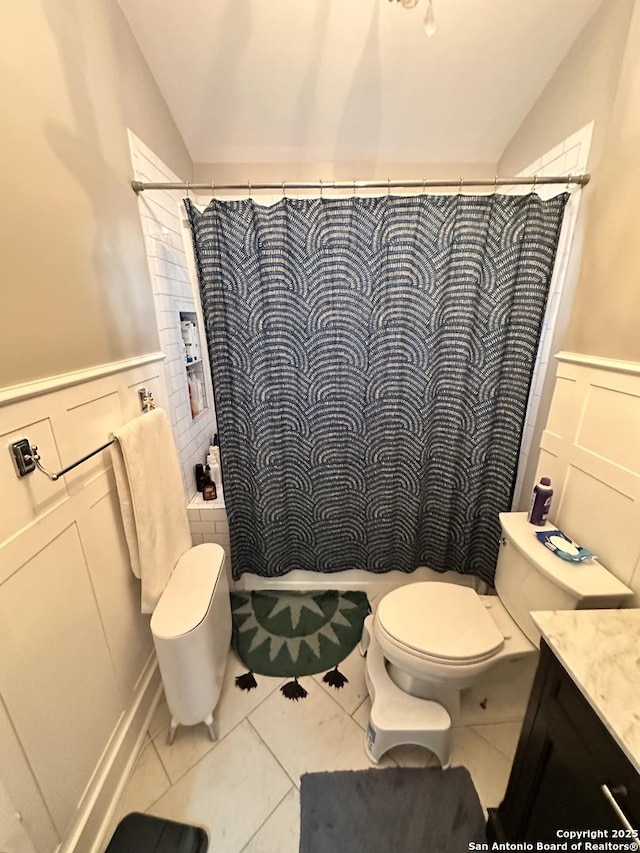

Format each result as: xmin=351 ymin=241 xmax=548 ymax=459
xmin=487 ymin=640 xmax=640 ymax=844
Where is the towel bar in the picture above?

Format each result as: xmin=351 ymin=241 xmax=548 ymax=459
xmin=11 ymin=437 xmax=116 ymax=481
xmin=33 ymin=439 xmax=116 ymax=481
xmin=10 ymin=390 xmax=155 ymax=480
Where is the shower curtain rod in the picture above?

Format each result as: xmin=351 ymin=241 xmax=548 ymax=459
xmin=131 ymin=174 xmax=590 ymax=194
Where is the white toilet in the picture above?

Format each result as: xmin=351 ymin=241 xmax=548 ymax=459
xmin=362 ymin=511 xmax=633 ymax=765
xmin=150 ymin=543 xmax=231 ymax=744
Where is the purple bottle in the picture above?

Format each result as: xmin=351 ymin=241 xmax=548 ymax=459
xmin=529 ymin=477 xmax=553 ymax=526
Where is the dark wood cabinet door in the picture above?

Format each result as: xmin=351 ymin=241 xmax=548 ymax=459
xmin=489 ymin=641 xmax=640 ymax=844
xmin=523 ymin=699 xmax=623 ymax=840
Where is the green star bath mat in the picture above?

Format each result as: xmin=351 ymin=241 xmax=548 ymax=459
xmin=230 ymin=590 xmax=370 ymax=700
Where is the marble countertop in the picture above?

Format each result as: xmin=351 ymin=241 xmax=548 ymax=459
xmin=532 ymin=609 xmax=640 ymax=774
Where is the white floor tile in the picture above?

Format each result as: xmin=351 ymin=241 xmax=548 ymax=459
xmin=105 ymin=602 xmax=533 ymax=853
xmin=109 ymin=738 xmax=171 ymax=832
xmin=152 ymin=716 xmax=220 ymax=786
xmin=213 ymin=651 xmax=285 ymax=736
xmin=249 ymin=677 xmax=393 ymax=785
xmin=352 ymin=697 xmax=371 ymax=732
xmin=153 ymin=651 xmax=283 ymax=783
xmin=148 ymin=695 xmax=171 ymax=739
xmin=459 ymin=656 xmax=537 ymax=726
xmin=241 ymin=787 xmax=300 ymax=853
xmin=148 ymin=720 xmax=292 ymax=853
xmin=471 ymin=721 xmax=523 ymax=762
xmin=449 ymin=726 xmax=512 ymax=811
xmin=312 ymin=646 xmax=368 ymax=715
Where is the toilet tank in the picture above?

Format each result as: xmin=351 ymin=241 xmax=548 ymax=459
xmin=494 ymin=512 xmax=633 ymax=647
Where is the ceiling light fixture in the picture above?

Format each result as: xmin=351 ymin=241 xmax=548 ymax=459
xmin=390 ymin=0 xmax=437 ymax=37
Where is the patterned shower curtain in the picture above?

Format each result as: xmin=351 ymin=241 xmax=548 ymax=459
xmin=186 ymin=193 xmax=567 ymax=584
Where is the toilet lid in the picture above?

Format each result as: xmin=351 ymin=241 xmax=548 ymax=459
xmin=376 ymin=583 xmax=504 ymax=663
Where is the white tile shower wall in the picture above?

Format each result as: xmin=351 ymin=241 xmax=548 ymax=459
xmin=129 ymin=132 xmax=217 ymax=499
xmin=535 ymin=353 xmax=640 ymax=604
xmin=0 ymin=356 xmax=166 ymax=851
xmin=187 ymin=493 xmax=233 ymax=587
xmin=509 ymin=123 xmax=594 ymax=509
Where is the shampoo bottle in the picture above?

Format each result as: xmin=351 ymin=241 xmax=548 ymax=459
xmin=202 ymin=465 xmax=217 ymax=501
xmin=210 ymin=457 xmax=223 ymax=497
xmin=528 ymin=477 xmax=553 ymax=526
xmin=208 ymin=438 xmax=223 ymax=496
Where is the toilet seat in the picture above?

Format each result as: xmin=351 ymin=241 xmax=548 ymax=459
xmin=375 ymin=582 xmax=504 ymax=666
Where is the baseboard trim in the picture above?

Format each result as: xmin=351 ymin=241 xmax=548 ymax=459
xmin=555 ymin=351 xmax=640 ymax=376
xmin=0 ymin=353 xmax=166 ymax=408
xmin=58 ymin=654 xmax=160 ymax=853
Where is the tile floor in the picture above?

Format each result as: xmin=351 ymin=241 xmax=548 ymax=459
xmin=104 ymin=591 xmax=537 ymax=852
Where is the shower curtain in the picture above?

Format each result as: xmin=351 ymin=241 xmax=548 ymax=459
xmin=186 ymin=193 xmax=567 ymax=584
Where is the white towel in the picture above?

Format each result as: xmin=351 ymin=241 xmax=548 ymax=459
xmin=110 ymin=408 xmax=192 ymax=614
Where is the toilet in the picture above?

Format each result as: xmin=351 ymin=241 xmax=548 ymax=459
xmin=362 ymin=511 xmax=633 ymax=764
xmin=150 ymin=543 xmax=231 ymax=744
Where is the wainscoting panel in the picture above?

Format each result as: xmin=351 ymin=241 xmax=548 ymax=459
xmin=77 ymin=489 xmax=153 ymax=696
xmin=63 ymin=390 xmax=123 ymax=489
xmin=577 ymin=384 xmax=640 ymax=472
xmin=0 ymin=524 xmax=123 ymax=836
xmin=0 ymin=415 xmax=67 ymax=548
xmin=0 ymin=354 xmax=166 ymax=851
xmin=536 ymin=353 xmax=640 ymax=600
xmin=0 ymin=697 xmax=57 ymax=853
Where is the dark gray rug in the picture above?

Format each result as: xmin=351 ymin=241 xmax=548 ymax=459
xmin=299 ymin=766 xmax=486 ymax=853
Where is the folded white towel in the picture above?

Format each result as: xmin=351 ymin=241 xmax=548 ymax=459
xmin=111 ymin=408 xmax=192 ymax=614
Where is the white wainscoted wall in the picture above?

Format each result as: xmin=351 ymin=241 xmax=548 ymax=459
xmin=0 ymin=356 xmax=169 ymax=853
xmin=0 ymin=777 xmax=36 ymax=853
xmin=534 ymin=352 xmax=640 ymax=603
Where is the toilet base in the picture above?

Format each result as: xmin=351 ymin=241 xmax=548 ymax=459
xmin=386 ymin=662 xmax=461 ymax=722
xmin=361 ymin=616 xmax=451 ymax=767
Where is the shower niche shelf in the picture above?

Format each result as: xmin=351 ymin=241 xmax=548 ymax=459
xmin=179 ymin=311 xmax=208 ymax=420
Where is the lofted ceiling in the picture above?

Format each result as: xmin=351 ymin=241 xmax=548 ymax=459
xmin=117 ymin=0 xmax=604 ymax=165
